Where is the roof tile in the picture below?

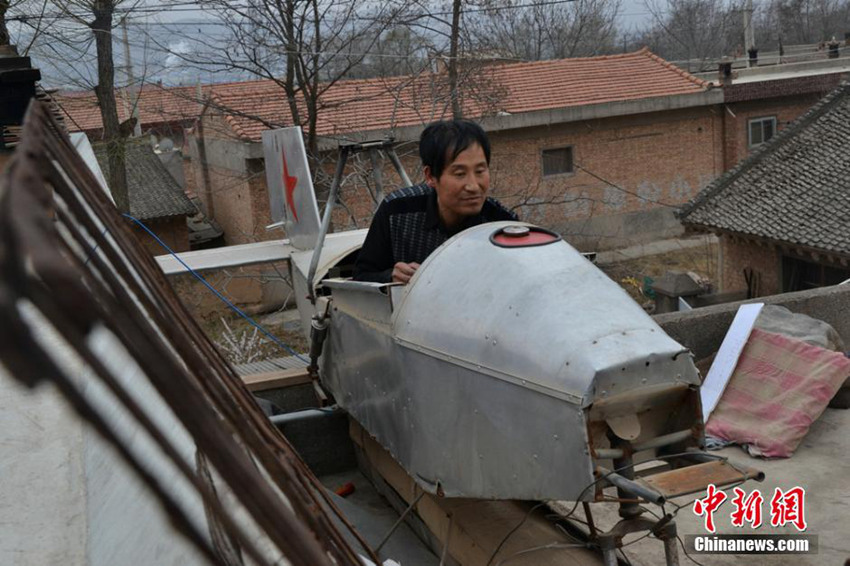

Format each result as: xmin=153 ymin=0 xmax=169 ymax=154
xmin=57 ymin=49 xmax=708 ymax=142
xmin=94 ymin=140 xmax=196 ymax=220
xmin=679 ymin=82 xmax=850 ymax=255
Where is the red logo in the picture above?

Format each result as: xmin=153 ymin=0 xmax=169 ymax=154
xmin=769 ymin=487 xmax=807 ymax=531
xmin=693 ymin=484 xmax=728 ymax=533
xmin=692 ymin=485 xmax=808 ymax=533
xmin=282 ymin=149 xmax=299 ymax=222
xmin=730 ymin=487 xmax=764 ymax=528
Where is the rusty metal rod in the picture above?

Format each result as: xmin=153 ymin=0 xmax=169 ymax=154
xmin=595 ymin=466 xmax=666 ymax=505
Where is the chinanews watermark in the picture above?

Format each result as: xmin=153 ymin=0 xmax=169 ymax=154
xmin=685 ymin=484 xmax=818 ymax=555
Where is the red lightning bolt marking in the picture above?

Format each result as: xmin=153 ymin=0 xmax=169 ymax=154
xmin=282 ymin=148 xmax=299 ymax=222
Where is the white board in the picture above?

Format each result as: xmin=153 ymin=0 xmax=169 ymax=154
xmin=701 ymin=302 xmax=764 ymax=422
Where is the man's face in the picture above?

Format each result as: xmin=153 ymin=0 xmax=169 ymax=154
xmin=425 ymin=143 xmax=490 ymax=228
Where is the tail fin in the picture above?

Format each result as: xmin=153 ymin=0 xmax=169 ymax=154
xmin=262 ymin=127 xmax=321 ymax=250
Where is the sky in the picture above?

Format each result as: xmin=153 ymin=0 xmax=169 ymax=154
xmin=10 ymin=0 xmax=660 ymax=89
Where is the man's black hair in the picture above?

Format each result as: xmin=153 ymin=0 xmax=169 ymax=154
xmin=419 ymin=119 xmax=491 ymax=180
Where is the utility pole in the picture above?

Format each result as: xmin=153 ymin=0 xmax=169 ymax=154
xmin=743 ymin=0 xmax=756 ymax=67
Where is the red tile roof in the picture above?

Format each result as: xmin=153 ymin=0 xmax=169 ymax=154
xmin=57 ymin=49 xmax=710 ymax=141
xmin=54 ymin=83 xmax=218 ymax=134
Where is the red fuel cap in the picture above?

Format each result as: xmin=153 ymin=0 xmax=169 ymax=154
xmin=491 ymin=225 xmax=561 ymax=247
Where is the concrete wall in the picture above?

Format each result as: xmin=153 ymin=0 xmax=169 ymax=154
xmin=188 ymin=114 xmax=278 ymax=245
xmin=654 ymin=283 xmax=850 ymax=360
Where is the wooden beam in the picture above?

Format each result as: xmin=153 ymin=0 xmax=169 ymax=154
xmin=240 ymin=368 xmax=311 ymax=392
xmin=350 ymin=420 xmax=602 ymax=566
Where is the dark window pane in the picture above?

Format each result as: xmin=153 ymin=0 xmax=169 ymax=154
xmin=763 ymin=119 xmax=775 ymax=142
xmin=542 ymin=147 xmax=573 ymax=176
xmin=750 ymin=122 xmax=762 ymax=146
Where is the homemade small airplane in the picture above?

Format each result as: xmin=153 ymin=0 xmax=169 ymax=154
xmin=256 ymin=127 xmax=764 ymax=565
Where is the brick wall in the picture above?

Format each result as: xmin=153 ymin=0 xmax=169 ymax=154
xmin=320 ymin=106 xmax=726 ymax=250
xmin=193 ymin=77 xmax=841 ymax=251
xmin=719 ymin=236 xmax=781 ymax=296
xmin=722 ymin=93 xmax=828 ymax=169
xmin=486 ymin=106 xmax=724 ymax=249
xmin=133 ymin=216 xmax=189 ymax=256
xmin=724 ymin=73 xmax=843 ymax=103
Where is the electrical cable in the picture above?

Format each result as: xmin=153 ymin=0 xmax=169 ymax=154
xmin=484 ymin=501 xmax=547 ymax=566
xmin=122 ymin=213 xmax=308 ymax=363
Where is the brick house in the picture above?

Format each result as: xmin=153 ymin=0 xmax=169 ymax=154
xmin=190 ymin=49 xmax=731 ymax=249
xmin=94 ymin=139 xmax=196 ymax=254
xmin=678 ymin=82 xmax=850 ymax=297
xmin=55 ymin=83 xmax=211 ymax=193
xmin=702 ymin=60 xmax=850 ymax=169
xmin=55 ymin=51 xmax=850 ymax=250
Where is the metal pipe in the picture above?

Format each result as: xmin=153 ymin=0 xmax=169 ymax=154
xmin=386 ymin=147 xmax=412 ymax=187
xmin=595 ymin=466 xmax=666 ymax=505
xmin=306 ymin=146 xmax=349 ymax=303
xmin=593 ymin=429 xmax=694 ymax=460
xmin=635 ymin=429 xmax=693 ymax=452
xmin=269 ymin=407 xmax=339 ymax=426
xmin=375 ymin=490 xmax=426 ymax=553
xmin=369 ymin=148 xmax=384 ymax=205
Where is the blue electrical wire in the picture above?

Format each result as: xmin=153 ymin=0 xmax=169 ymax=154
xmin=122 ymin=213 xmax=309 ymax=363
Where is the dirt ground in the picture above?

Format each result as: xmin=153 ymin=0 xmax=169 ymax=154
xmin=598 ymin=241 xmax=718 ymax=310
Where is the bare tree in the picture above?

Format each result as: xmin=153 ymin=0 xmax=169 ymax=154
xmin=755 ymin=0 xmax=850 ymax=48
xmin=172 ymin=0 xmax=412 ymax=160
xmin=468 ymin=0 xmax=622 ymax=60
xmin=87 ymin=0 xmax=129 ymax=210
xmin=637 ymin=0 xmax=740 ymax=70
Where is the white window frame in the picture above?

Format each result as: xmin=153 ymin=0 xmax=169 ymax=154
xmin=748 ymin=116 xmax=777 ymax=148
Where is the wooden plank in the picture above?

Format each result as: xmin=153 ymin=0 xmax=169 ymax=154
xmin=240 ymin=368 xmax=311 ymax=392
xmin=350 ymin=420 xmax=603 ymax=566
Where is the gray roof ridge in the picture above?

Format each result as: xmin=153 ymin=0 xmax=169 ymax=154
xmin=678 ymin=80 xmax=850 ymax=222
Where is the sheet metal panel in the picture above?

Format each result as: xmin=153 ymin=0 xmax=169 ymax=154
xmin=320 ymin=222 xmax=700 ymax=500
xmin=392 ymin=222 xmax=699 ymax=406
xmin=262 ymin=127 xmax=322 ymax=250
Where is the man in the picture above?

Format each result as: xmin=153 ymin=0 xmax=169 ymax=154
xmin=353 ymin=119 xmax=517 ymax=283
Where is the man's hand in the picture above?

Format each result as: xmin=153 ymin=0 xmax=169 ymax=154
xmin=392 ymin=262 xmax=420 ymax=284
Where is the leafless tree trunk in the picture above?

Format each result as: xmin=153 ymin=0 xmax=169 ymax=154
xmin=0 ymin=0 xmax=11 ymax=46
xmin=449 ymin=0 xmax=462 ymax=118
xmin=90 ymin=0 xmax=128 ymax=211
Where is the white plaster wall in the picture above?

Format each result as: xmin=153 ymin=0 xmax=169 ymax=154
xmin=0 ymin=372 xmax=87 ymax=566
xmin=0 ymin=313 xmax=209 ymax=566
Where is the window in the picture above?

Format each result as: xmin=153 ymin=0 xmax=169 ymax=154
xmin=541 ymin=147 xmax=574 ymax=176
xmin=748 ymin=117 xmax=777 ymax=148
